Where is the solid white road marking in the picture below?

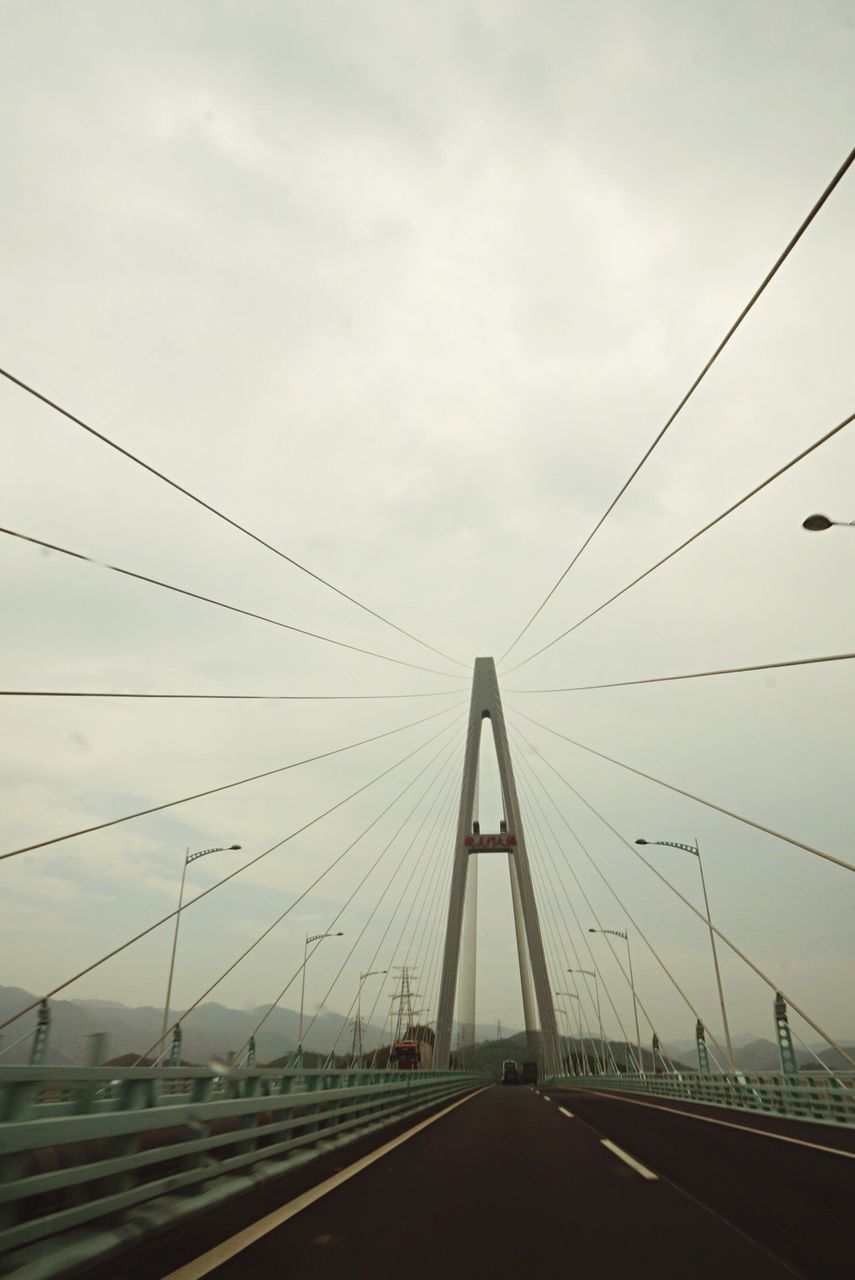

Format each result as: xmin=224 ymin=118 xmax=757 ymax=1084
xmin=558 ymin=1107 xmax=574 ymax=1119
xmin=601 ymin=1138 xmax=659 ymax=1180
xmin=162 ymin=1087 xmax=490 ymax=1280
xmin=577 ymin=1088 xmax=855 ymax=1161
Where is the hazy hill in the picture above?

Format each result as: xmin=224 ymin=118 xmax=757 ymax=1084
xmin=0 ymin=987 xmax=386 ymax=1066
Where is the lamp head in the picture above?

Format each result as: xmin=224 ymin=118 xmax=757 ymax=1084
xmin=635 ymin=838 xmax=648 ymax=845
xmin=802 ymin=514 xmax=833 ymax=531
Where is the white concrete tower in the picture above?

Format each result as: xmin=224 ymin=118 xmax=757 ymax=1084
xmin=433 ymin=657 xmax=562 ymax=1074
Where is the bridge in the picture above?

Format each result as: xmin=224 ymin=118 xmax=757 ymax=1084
xmin=1 ymin=30 xmax=854 ymax=1279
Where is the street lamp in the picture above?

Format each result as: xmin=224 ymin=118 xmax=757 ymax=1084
xmin=802 ymin=513 xmax=855 ymax=531
xmin=636 ymin=836 xmax=735 ymax=1073
xmin=161 ymin=844 xmax=241 ymax=1043
xmin=568 ymin=968 xmax=606 ymax=1073
xmin=352 ymin=969 xmax=387 ymax=1065
xmin=556 ymin=992 xmax=587 ymax=1075
xmin=297 ymin=931 xmax=344 ymax=1062
xmin=550 ymin=993 xmax=578 ymax=1075
xmin=588 ymin=927 xmax=643 ymax=1075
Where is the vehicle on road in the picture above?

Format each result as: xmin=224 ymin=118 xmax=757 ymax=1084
xmin=521 ymin=1061 xmax=538 ymax=1085
xmin=501 ymin=1059 xmax=520 ymax=1085
xmin=390 ymin=1039 xmax=432 ymax=1069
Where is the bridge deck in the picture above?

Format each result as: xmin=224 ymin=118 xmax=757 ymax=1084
xmin=75 ymin=1081 xmax=854 ymax=1279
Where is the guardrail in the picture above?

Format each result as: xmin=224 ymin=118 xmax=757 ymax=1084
xmin=0 ymin=1065 xmax=486 ymax=1277
xmin=543 ymin=1070 xmax=855 ymax=1127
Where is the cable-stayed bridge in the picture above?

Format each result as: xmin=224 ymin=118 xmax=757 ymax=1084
xmin=1 ymin=126 xmax=853 ymax=1280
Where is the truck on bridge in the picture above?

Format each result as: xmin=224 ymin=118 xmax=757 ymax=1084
xmin=390 ymin=1039 xmax=434 ymax=1070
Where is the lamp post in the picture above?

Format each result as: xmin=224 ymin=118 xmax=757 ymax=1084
xmin=589 ymin=927 xmax=642 ymax=1075
xmin=802 ymin=513 xmax=855 ymax=531
xmin=636 ymin=836 xmax=735 ymax=1073
xmin=353 ymin=968 xmax=387 ymax=1065
xmin=556 ymin=992 xmax=587 ymax=1075
xmin=297 ymin=931 xmax=344 ymax=1063
xmin=568 ymin=968 xmax=606 ymax=1073
xmin=553 ymin=999 xmax=578 ymax=1075
xmin=161 ymin=844 xmax=241 ymax=1044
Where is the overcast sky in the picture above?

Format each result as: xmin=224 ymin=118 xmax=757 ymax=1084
xmin=1 ymin=1 xmax=853 ymax=1059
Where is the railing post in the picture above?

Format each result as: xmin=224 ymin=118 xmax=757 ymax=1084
xmin=773 ymin=992 xmax=802 ymax=1117
xmin=168 ymin=1023 xmax=183 ymax=1067
xmin=28 ymin=1000 xmax=50 ymax=1066
xmin=696 ymin=1013 xmax=706 ymax=1085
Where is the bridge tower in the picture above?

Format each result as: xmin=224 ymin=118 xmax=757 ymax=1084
xmin=434 ymin=657 xmax=562 ymax=1075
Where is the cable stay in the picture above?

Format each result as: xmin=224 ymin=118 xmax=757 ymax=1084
xmin=498 ymin=145 xmax=855 ymax=664
xmin=0 ymin=714 xmax=463 ymax=1036
xmin=0 ymin=701 xmax=462 ymax=862
xmin=361 ymin=802 xmax=459 ymax=1065
xmin=519 ymin=765 xmax=660 ymax=1068
xmin=0 ymin=688 xmax=461 ymax=701
xmin=506 ymin=649 xmax=855 ymax=694
xmin=503 ymin=410 xmax=854 ymax=674
xmin=0 ymin=366 xmax=466 ymax=669
xmin=0 ymin=526 xmax=468 ymax=681
xmin=508 ymin=706 xmax=855 ymax=874
xmin=517 ymin=753 xmax=726 ymax=1069
xmin=252 ymin=744 xmax=463 ymax=1065
xmin=142 ymin=725 xmax=464 ymax=1063
xmin=511 ymin=721 xmax=855 ymax=1071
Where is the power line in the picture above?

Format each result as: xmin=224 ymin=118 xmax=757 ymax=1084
xmin=0 ymin=525 xmax=468 ymax=681
xmin=0 ymin=714 xmax=461 ymax=1034
xmin=513 ymin=722 xmax=855 ymax=1071
xmin=508 ymin=706 xmax=855 ymax=874
xmin=503 ymin=411 xmax=854 ymax=673
xmin=0 ymin=701 xmax=462 ymax=861
xmin=0 ymin=366 xmax=466 ymax=669
xmin=498 ymin=145 xmax=855 ymax=663
xmin=506 ymin=649 xmax=855 ymax=694
xmin=0 ymin=688 xmax=460 ymax=700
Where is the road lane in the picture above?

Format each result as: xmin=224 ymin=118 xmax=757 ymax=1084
xmin=161 ymin=1085 xmax=795 ymax=1280
xmin=554 ymin=1086 xmax=853 ymax=1277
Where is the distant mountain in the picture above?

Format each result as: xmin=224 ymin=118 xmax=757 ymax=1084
xmin=0 ymin=987 xmax=386 ymax=1066
xmin=813 ymin=1045 xmax=855 ymax=1072
xmin=732 ymin=1038 xmax=807 ymax=1071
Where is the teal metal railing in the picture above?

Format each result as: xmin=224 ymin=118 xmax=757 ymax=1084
xmin=543 ymin=1070 xmax=855 ymax=1127
xmin=0 ymin=1065 xmax=485 ymax=1274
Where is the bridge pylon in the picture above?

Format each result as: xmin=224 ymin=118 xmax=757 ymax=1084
xmin=434 ymin=657 xmax=562 ymax=1075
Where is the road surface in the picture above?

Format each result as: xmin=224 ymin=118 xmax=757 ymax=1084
xmin=80 ymin=1083 xmax=854 ymax=1279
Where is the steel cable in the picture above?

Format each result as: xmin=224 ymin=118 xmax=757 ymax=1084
xmin=0 ymin=716 xmax=459 ymax=1034
xmin=0 ymin=701 xmax=462 ymax=861
xmin=506 ymin=649 xmax=855 ymax=695
xmin=512 ymin=721 xmax=855 ymax=1070
xmin=499 ymin=145 xmax=855 ymax=663
xmin=503 ymin=411 xmax=854 ymax=674
xmin=509 ymin=705 xmax=855 ymax=874
xmin=0 ymin=365 xmax=466 ymax=668
xmin=0 ymin=526 xmax=467 ymax=681
xmin=236 ymin=734 xmax=463 ymax=1062
xmin=141 ymin=721 xmax=464 ymax=1063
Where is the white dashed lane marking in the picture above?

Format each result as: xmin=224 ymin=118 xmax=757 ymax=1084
xmin=600 ymin=1138 xmax=659 ymax=1180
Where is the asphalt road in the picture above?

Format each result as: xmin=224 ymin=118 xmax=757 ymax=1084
xmin=79 ymin=1082 xmax=855 ymax=1280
